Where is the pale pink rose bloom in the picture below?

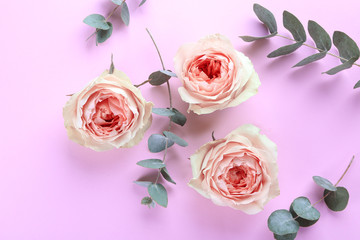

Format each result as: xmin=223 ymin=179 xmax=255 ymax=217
xmin=189 ymin=124 xmax=279 ymax=214
xmin=63 ymin=69 xmax=153 ymax=151
xmin=174 ymin=34 xmax=260 ymax=115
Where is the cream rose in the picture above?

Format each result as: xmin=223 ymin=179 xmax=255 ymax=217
xmin=189 ymin=124 xmax=279 ymax=214
xmin=174 ymin=34 xmax=260 ymax=114
xmin=63 ymin=69 xmax=153 ymax=151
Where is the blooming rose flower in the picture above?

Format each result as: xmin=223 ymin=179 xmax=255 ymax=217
xmin=63 ymin=69 xmax=153 ymax=151
xmin=174 ymin=34 xmax=260 ymax=114
xmin=189 ymin=124 xmax=279 ymax=214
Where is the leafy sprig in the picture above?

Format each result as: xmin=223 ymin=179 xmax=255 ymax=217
xmin=240 ymin=3 xmax=360 ymax=89
xmin=134 ymin=28 xmax=188 ymax=208
xmin=83 ymin=0 xmax=147 ymax=45
xmin=267 ymin=156 xmax=354 ymax=240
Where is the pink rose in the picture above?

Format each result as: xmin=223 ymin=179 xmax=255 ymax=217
xmin=174 ymin=34 xmax=260 ymax=114
xmin=189 ymin=124 xmax=279 ymax=214
xmin=63 ymin=69 xmax=153 ymax=151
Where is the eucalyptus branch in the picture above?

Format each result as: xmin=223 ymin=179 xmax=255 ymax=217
xmin=276 ymin=34 xmax=360 ymax=67
xmin=268 ymin=156 xmax=354 ymax=239
xmin=86 ymin=4 xmax=121 ymax=41
xmin=135 ymin=29 xmax=188 ymax=209
xmin=84 ymin=0 xmax=146 ymax=44
xmin=240 ymin=3 xmax=360 ymax=89
xmin=146 ymin=28 xmax=173 ymax=185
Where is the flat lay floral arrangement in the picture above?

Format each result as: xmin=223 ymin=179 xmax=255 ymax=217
xmin=60 ymin=1 xmax=358 ymax=240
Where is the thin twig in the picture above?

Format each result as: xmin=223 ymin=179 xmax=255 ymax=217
xmin=276 ymin=34 xmax=360 ymax=67
xmin=134 ymin=79 xmax=150 ymax=88
xmin=146 ymin=28 xmax=166 ymax=70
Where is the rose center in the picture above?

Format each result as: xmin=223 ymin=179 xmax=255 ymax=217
xmin=93 ymin=98 xmax=119 ymax=128
xmin=197 ymin=59 xmax=222 ymax=80
xmin=226 ymin=166 xmax=247 ymax=185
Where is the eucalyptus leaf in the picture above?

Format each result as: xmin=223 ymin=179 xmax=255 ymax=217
xmin=324 ymin=187 xmax=349 ymax=211
xmin=148 ymin=183 xmax=168 ymax=207
xmin=253 ymin=4 xmax=277 ymax=34
xmin=323 ymin=58 xmax=356 ymax=75
xmin=239 ymin=33 xmax=277 ymax=42
xmin=149 ymin=71 xmax=171 ymax=86
xmin=96 ymin=22 xmax=113 ymax=44
xmin=163 ymin=131 xmax=188 ymax=147
xmin=112 ymin=0 xmax=124 ymax=5
xmin=267 ymin=42 xmax=303 ymax=58
xmin=274 ymin=233 xmax=297 ymax=240
xmin=268 ymin=209 xmax=299 ymax=235
xmin=134 ymin=181 xmax=152 ymax=187
xmin=333 ymin=31 xmax=360 ymax=63
xmin=139 ymin=0 xmax=147 ymax=7
xmin=283 ymin=11 xmax=306 ymax=42
xmin=293 ymin=52 xmax=327 ymax=67
xmin=136 ymin=159 xmax=166 ymax=169
xmin=148 ymin=134 xmax=174 ymax=153
xmin=160 ymin=70 xmax=177 ymax=78
xmin=290 ymin=197 xmax=320 ymax=227
xmin=141 ymin=196 xmax=152 ymax=205
xmin=121 ymin=2 xmax=130 ymax=26
xmin=152 ymin=108 xmax=175 ymax=117
xmin=170 ymin=108 xmax=187 ymax=126
xmin=354 ymin=80 xmax=360 ymax=89
xmin=312 ymin=176 xmax=337 ymax=191
xmin=160 ymin=167 xmax=176 ymax=184
xmin=83 ymin=14 xmax=110 ymax=30
xmin=308 ymin=20 xmax=331 ymax=51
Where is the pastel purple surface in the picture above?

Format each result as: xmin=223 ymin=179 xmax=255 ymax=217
xmin=1 ymin=0 xmax=359 ymax=239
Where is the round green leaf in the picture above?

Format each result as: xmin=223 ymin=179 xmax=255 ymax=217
xmin=324 ymin=187 xmax=349 ymax=212
xmin=148 ymin=134 xmax=174 ymax=153
xmin=290 ymin=197 xmax=320 ymax=227
xmin=149 ymin=71 xmax=171 ymax=86
xmin=313 ymin=176 xmax=337 ymax=191
xmin=163 ymin=131 xmax=188 ymax=147
xmin=268 ymin=210 xmax=299 ymax=235
xmin=136 ymin=159 xmax=165 ymax=169
xmin=274 ymin=233 xmax=297 ymax=240
xmin=170 ymin=108 xmax=187 ymax=126
xmin=83 ymin=14 xmax=110 ymax=30
xmin=148 ymin=183 xmax=168 ymax=207
xmin=96 ymin=22 xmax=113 ymax=44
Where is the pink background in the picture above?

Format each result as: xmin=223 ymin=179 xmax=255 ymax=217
xmin=1 ymin=0 xmax=360 ymax=239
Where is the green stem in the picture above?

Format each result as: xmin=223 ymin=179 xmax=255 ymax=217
xmin=276 ymin=34 xmax=360 ymax=67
